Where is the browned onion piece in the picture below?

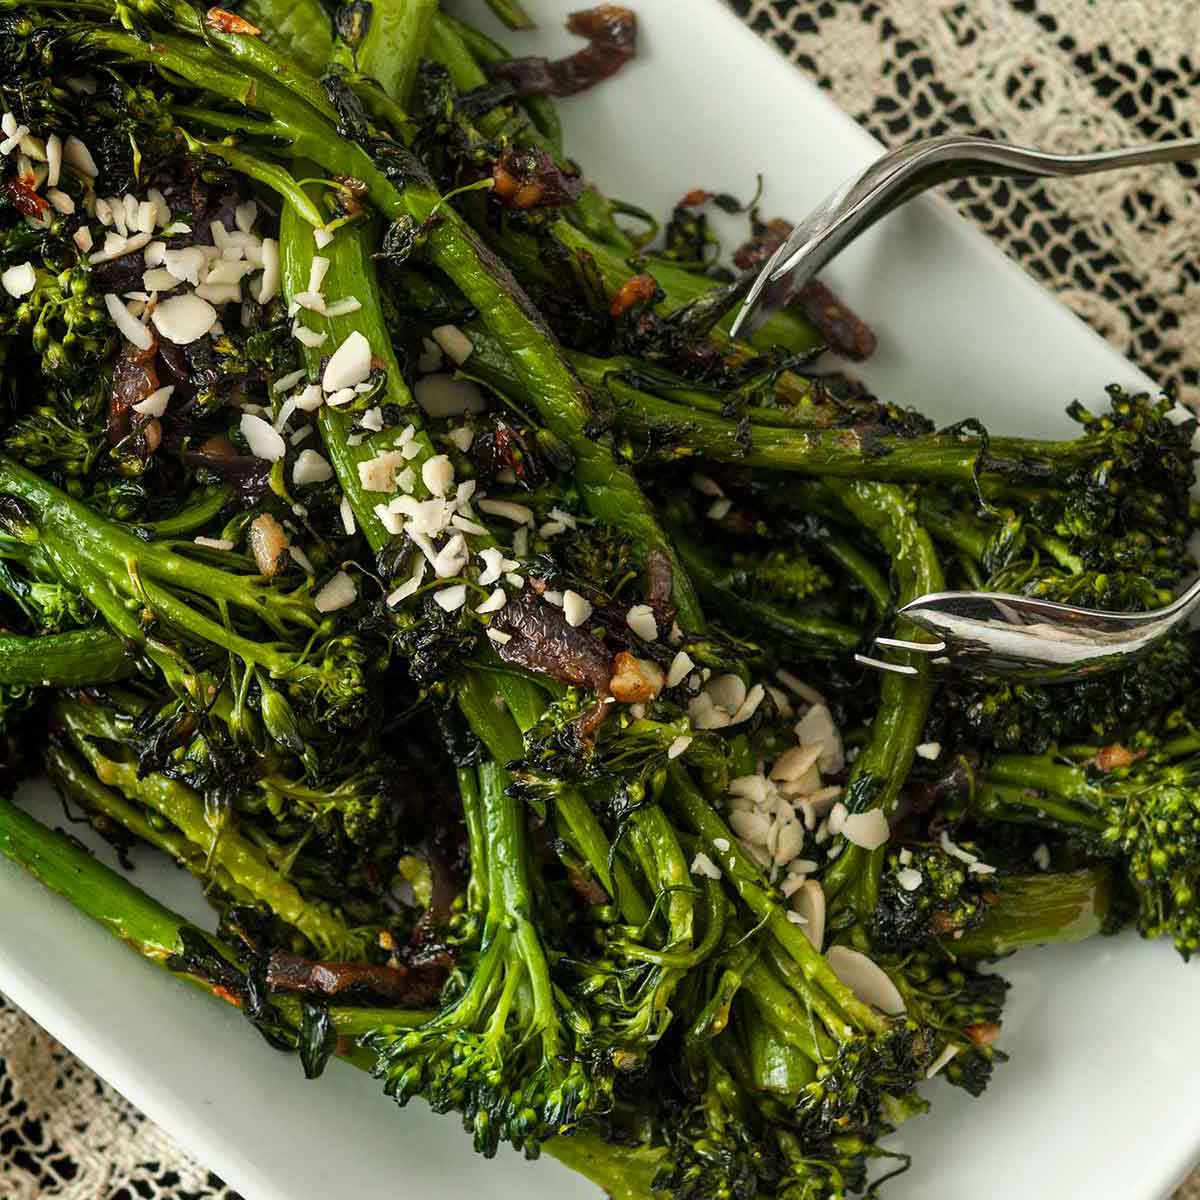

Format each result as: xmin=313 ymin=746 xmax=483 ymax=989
xmin=489 ymin=591 xmax=613 ymax=694
xmin=265 ymin=951 xmax=445 ymax=1007
xmin=792 ymin=279 xmax=878 ymax=363
xmin=108 ymin=334 xmax=160 ymax=446
xmin=733 ymin=217 xmax=877 ymax=361
xmin=489 ymin=5 xmax=636 ymax=98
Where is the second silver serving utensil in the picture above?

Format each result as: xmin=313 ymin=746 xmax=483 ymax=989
xmin=731 ymin=133 xmax=1200 ymax=338
xmin=855 ymin=575 xmax=1200 ymax=684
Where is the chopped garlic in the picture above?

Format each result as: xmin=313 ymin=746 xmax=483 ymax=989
xmin=314 ymin=571 xmax=357 ymax=613
xmin=626 ymin=603 xmax=658 ymax=642
xmin=562 ymin=590 xmax=592 ymax=628
xmin=433 ymin=584 xmax=467 ymax=612
xmin=667 ymin=735 xmax=692 ymax=760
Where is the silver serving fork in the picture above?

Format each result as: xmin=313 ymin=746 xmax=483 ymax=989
xmin=730 ymin=133 xmax=1200 ymax=338
xmin=855 ymin=578 xmax=1200 ymax=684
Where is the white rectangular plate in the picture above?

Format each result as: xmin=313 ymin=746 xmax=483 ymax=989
xmin=3 ymin=3 xmax=1198 ymax=1198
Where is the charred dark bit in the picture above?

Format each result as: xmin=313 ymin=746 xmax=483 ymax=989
xmin=491 ymin=146 xmax=583 ymax=210
xmin=470 ymin=417 xmax=547 ymax=487
xmin=488 ymin=5 xmax=637 ymax=98
xmin=732 ymin=215 xmax=877 ymax=361
xmin=488 ymin=591 xmax=613 ymax=695
xmin=643 ymin=547 xmax=677 ymax=633
xmin=793 ymin=278 xmax=877 ymax=363
xmin=109 ymin=336 xmax=160 ymax=448
xmin=266 ymin=950 xmax=446 ymax=1007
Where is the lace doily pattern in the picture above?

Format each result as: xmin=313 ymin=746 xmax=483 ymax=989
xmin=727 ymin=0 xmax=1200 ymax=404
xmin=0 ymin=996 xmax=238 ymax=1200
xmin=3 ymin=4 xmax=1200 ymax=1199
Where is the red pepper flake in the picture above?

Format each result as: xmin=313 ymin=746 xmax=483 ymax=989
xmin=609 ymin=273 xmax=657 ymax=318
xmin=1095 ymin=743 xmax=1140 ymax=772
xmin=2 ymin=178 xmax=48 ymax=218
xmin=678 ymin=188 xmax=712 ymax=208
xmin=964 ymin=1021 xmax=1000 ymax=1047
xmin=206 ymin=8 xmax=260 ymax=34
xmin=211 ymin=985 xmax=243 ymax=1008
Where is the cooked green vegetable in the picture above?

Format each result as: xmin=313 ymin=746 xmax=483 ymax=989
xmin=0 ymin=2 xmax=1195 ymax=1197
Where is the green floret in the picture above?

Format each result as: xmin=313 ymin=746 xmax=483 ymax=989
xmin=371 ymin=760 xmax=610 ymax=1159
xmin=0 ymin=458 xmax=374 ymax=727
xmin=883 ymin=950 xmax=1008 ymax=1097
xmin=974 ymin=728 xmax=1200 ymax=957
xmin=940 ymin=632 xmax=1196 ymax=754
xmin=871 ymin=844 xmax=991 ymax=954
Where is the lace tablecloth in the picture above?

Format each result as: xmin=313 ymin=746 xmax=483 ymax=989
xmin=3 ymin=1 xmax=1199 ymax=1197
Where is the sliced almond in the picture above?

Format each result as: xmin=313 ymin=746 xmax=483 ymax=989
xmin=826 ymin=945 xmax=905 ymax=1014
xmin=789 ymin=880 xmax=826 ymax=952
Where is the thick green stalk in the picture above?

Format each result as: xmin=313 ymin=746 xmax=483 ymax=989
xmin=279 ymin=190 xmax=429 ymax=551
xmin=141 ymin=485 xmax=232 ymax=537
xmin=613 ymin=387 xmax=1107 ymax=483
xmin=664 ymin=764 xmax=883 ymax=1036
xmin=0 ymin=457 xmax=316 ymax=634
xmin=57 ymin=699 xmax=368 ymax=959
xmin=484 ymin=0 xmax=535 ymax=31
xmin=434 ymin=12 xmax=564 ymax=153
xmin=0 ymin=627 xmax=131 ymax=686
xmin=973 ymin=754 xmax=1111 ymax=834
xmin=236 ymin=0 xmax=333 ymax=75
xmin=821 ymin=482 xmax=943 ymax=914
xmin=334 ymin=0 xmax=437 ymax=106
xmin=549 ymin=219 xmax=822 ymax=356
xmin=45 ymin=742 xmax=252 ymax=903
xmin=954 ymin=868 xmax=1113 ymax=957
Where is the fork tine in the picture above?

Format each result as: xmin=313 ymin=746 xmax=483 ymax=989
xmin=854 ymin=653 xmax=919 ymax=677
xmin=729 ymin=238 xmax=792 ymax=339
xmin=872 ymin=636 xmax=947 ymax=655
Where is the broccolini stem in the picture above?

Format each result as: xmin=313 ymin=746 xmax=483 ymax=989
xmin=279 ymin=187 xmax=427 ymax=550
xmin=953 ymin=867 xmax=1114 ymax=957
xmin=483 ymin=0 xmax=535 ymax=31
xmin=0 ymin=796 xmax=631 ymax=1193
xmin=0 ymin=627 xmax=131 ymax=686
xmin=141 ymin=485 xmax=233 ymax=537
xmin=549 ymin=219 xmax=823 ymax=357
xmin=435 ymin=12 xmax=564 ymax=154
xmin=457 ymin=764 xmax=488 ymax=919
xmin=332 ymin=0 xmax=437 ymax=106
xmin=56 ymin=699 xmax=370 ymax=959
xmin=45 ymin=742 xmax=251 ymax=902
xmin=821 ymin=482 xmax=943 ymax=915
xmin=0 ymin=790 xmax=244 ymax=969
xmin=0 ymin=456 xmax=317 ymax=635
xmin=233 ymin=0 xmax=333 ymax=75
xmin=0 ymin=791 xmax=428 ymax=1030
xmin=742 ymin=957 xmax=828 ymax=1066
xmin=665 ymin=764 xmax=884 ymax=1036
xmin=478 ymin=759 xmax=562 ymax=1062
xmin=487 ymin=669 xmax=653 ymax=927
xmin=616 ymin=387 xmax=1113 ymax=483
